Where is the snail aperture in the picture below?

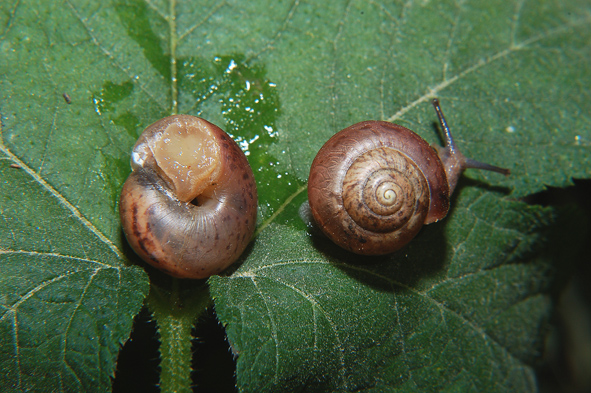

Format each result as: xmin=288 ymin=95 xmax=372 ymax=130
xmin=307 ymin=99 xmax=509 ymax=256
xmin=119 ymin=115 xmax=258 ymax=279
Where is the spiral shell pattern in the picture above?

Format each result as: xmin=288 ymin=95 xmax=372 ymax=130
xmin=308 ymin=121 xmax=449 ymax=255
xmin=342 ymin=147 xmax=429 ymax=235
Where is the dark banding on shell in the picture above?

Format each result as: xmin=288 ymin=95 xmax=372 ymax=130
xmin=120 ymin=115 xmax=257 ymax=279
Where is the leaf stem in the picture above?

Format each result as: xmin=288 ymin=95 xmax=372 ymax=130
xmin=148 ymin=279 xmax=211 ymax=393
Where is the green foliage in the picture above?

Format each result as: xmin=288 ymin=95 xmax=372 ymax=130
xmin=0 ymin=0 xmax=589 ymax=392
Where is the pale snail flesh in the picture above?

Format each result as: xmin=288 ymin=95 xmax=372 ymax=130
xmin=307 ymin=99 xmax=509 ymax=256
xmin=119 ymin=115 xmax=258 ymax=279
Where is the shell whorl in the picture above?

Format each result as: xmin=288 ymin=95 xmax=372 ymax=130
xmin=342 ymin=147 xmax=429 ymax=234
xmin=308 ymin=121 xmax=449 ymax=255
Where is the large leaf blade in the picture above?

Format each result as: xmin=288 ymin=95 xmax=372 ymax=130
xmin=1 ymin=0 xmax=589 ymax=391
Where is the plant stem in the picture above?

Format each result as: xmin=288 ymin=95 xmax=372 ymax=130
xmin=148 ymin=279 xmax=211 ymax=393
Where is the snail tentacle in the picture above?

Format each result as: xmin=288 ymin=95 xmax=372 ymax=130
xmin=307 ymin=99 xmax=510 ymax=255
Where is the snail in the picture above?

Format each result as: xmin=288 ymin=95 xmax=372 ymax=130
xmin=307 ymin=99 xmax=509 ymax=255
xmin=119 ymin=115 xmax=258 ymax=279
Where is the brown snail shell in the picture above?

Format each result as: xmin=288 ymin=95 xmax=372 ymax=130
xmin=119 ymin=115 xmax=257 ymax=279
xmin=307 ymin=99 xmax=509 ymax=256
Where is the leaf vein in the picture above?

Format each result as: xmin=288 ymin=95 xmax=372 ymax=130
xmin=249 ymin=0 xmax=301 ymax=61
xmin=10 ymin=310 xmax=22 ymax=390
xmin=255 ymin=184 xmax=307 ymax=237
xmin=392 ymin=291 xmax=416 ymax=387
xmin=440 ymin=0 xmax=464 ymax=81
xmin=0 ymin=0 xmax=20 ymax=41
xmin=386 ymin=14 xmax=591 ymax=123
xmin=248 ymin=275 xmax=281 ymax=383
xmin=0 ymin=145 xmax=125 ymax=261
xmin=252 ymin=273 xmax=348 ymax=389
xmin=64 ymin=0 xmax=167 ymax=111
xmin=144 ymin=0 xmax=167 ymax=20
xmin=36 ymin=67 xmax=59 ymax=176
xmin=62 ymin=268 xmax=101 ymax=389
xmin=0 ymin=249 xmax=116 ymax=268
xmin=328 ymin=0 xmax=355 ymax=131
xmin=178 ymin=1 xmax=228 ymax=42
xmin=234 ymin=258 xmax=531 ymax=368
xmin=510 ymin=0 xmax=527 ymax=46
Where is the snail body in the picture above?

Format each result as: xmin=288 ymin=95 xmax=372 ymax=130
xmin=119 ymin=115 xmax=257 ymax=279
xmin=307 ymin=99 xmax=509 ymax=255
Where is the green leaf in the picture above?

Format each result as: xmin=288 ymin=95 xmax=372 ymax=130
xmin=1 ymin=0 xmax=590 ymax=392
xmin=211 ymin=192 xmax=555 ymax=392
xmin=0 ymin=144 xmax=148 ymax=390
xmin=0 ymin=0 xmax=155 ymax=390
